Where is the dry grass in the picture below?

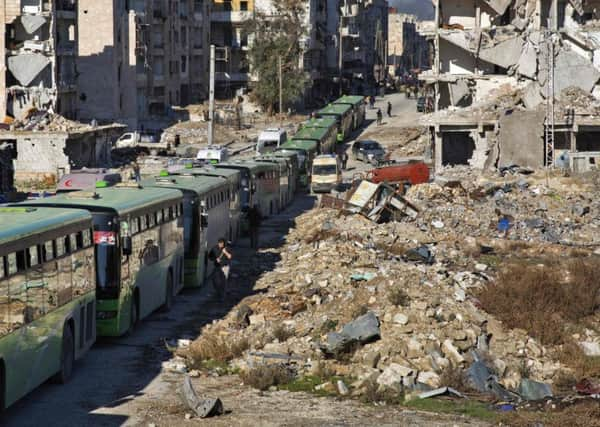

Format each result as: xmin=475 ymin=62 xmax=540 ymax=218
xmin=439 ymin=364 xmax=469 ymax=392
xmin=188 ymin=331 xmax=250 ymax=365
xmin=272 ymin=323 xmax=295 ymax=343
xmin=477 ymin=258 xmax=600 ymax=346
xmin=360 ymin=379 xmax=403 ymax=405
xmin=388 ymin=286 xmax=410 ymax=307
xmin=240 ymin=364 xmax=293 ymax=391
xmin=558 ymin=339 xmax=600 ymax=380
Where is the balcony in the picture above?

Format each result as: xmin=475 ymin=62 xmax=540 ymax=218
xmin=211 ymin=11 xmax=252 ymax=23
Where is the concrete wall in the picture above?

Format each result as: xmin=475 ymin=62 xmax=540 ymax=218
xmin=498 ymin=110 xmax=545 ymax=168
xmin=77 ymin=0 xmax=119 ymax=122
xmin=440 ymin=38 xmax=476 ymax=74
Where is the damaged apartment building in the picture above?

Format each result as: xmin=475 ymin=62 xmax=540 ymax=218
xmin=421 ymin=0 xmax=600 ymax=173
xmin=339 ymin=0 xmax=388 ymax=93
xmin=1 ymin=0 xmax=78 ymax=122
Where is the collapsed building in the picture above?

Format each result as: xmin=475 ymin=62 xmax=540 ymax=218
xmin=420 ymin=0 xmax=600 ymax=173
xmin=0 ymin=0 xmax=78 ymax=122
xmin=0 ymin=113 xmax=124 ymax=192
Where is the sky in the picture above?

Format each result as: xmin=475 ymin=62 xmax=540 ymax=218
xmin=389 ymin=0 xmax=435 ymax=20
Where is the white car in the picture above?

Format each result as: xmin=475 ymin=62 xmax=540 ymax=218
xmin=196 ymin=145 xmax=229 ymax=164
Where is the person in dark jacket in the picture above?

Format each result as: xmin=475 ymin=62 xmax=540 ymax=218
xmin=247 ymin=205 xmax=262 ymax=249
xmin=209 ymin=238 xmax=232 ymax=302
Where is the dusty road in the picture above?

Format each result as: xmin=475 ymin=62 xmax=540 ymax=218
xmin=2 ymin=93 xmax=449 ymax=427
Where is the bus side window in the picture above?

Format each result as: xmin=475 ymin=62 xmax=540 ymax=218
xmin=69 ymin=233 xmax=78 ymax=252
xmin=131 ymin=217 xmax=139 ymax=234
xmin=81 ymin=229 xmax=92 ymax=248
xmin=140 ymin=215 xmax=148 ymax=230
xmin=0 ymin=258 xmax=8 ymax=334
xmin=157 ymin=209 xmax=164 ymax=224
xmin=43 ymin=241 xmax=55 ymax=262
xmin=56 ymin=237 xmax=66 ymax=258
xmin=9 ymin=252 xmax=27 ymax=327
xmin=169 ymin=206 xmax=174 ymax=220
xmin=148 ymin=213 xmax=156 ymax=228
xmin=27 ymin=246 xmax=39 ymax=267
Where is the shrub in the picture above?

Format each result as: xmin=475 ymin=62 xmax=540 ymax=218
xmin=477 ymin=258 xmax=600 ymax=346
xmin=240 ymin=364 xmax=293 ymax=391
xmin=388 ymin=287 xmax=410 ymax=307
xmin=272 ymin=323 xmax=295 ymax=343
xmin=188 ymin=331 xmax=250 ymax=365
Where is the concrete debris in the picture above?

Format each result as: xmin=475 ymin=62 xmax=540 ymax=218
xmin=7 ymin=54 xmax=51 ymax=86
xmin=20 ymin=15 xmax=47 ymax=34
xmin=179 ymin=376 xmax=224 ymax=418
xmin=418 ymin=387 xmax=464 ymax=400
xmin=518 ymin=378 xmax=553 ymax=401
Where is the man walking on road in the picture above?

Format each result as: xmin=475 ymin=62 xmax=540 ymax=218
xmin=247 ymin=205 xmax=262 ymax=250
xmin=210 ymin=238 xmax=232 ymax=302
xmin=376 ymin=109 xmax=383 ymax=126
xmin=340 ymin=151 xmax=348 ymax=170
xmin=387 ymin=102 xmax=392 ymax=118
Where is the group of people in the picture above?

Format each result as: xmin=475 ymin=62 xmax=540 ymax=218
xmin=376 ymin=101 xmax=393 ymax=126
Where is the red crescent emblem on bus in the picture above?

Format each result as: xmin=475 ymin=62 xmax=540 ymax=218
xmin=65 ymin=179 xmax=73 ymax=187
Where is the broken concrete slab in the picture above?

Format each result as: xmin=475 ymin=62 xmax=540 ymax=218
xmin=498 ymin=110 xmax=545 ymax=169
xmin=376 ymin=363 xmax=414 ymax=389
xmin=7 ymin=53 xmax=51 ymax=86
xmin=20 ymin=14 xmax=46 ymax=34
xmin=518 ymin=378 xmax=553 ymax=401
xmin=482 ymin=0 xmax=512 ymax=15
xmin=522 ymin=82 xmax=544 ymax=109
xmin=449 ymin=80 xmax=471 ymax=106
xmin=179 ymin=376 xmax=224 ymax=418
xmin=479 ymin=37 xmax=524 ymax=70
xmin=517 ymin=41 xmax=537 ymax=79
xmin=341 ymin=311 xmax=381 ymax=343
xmin=553 ymin=49 xmax=600 ymax=95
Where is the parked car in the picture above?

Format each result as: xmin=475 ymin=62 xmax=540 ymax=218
xmin=256 ymin=128 xmax=288 ymax=154
xmin=352 ymin=140 xmax=386 ymax=165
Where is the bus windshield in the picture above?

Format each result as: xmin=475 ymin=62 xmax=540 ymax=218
xmin=94 ymin=215 xmax=119 ymax=298
xmin=313 ymin=165 xmax=337 ymax=175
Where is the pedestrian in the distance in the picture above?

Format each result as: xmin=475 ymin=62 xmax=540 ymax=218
xmin=210 ymin=238 xmax=232 ymax=302
xmin=132 ymin=161 xmax=141 ymax=182
xmin=247 ymin=205 xmax=262 ymax=250
xmin=376 ymin=109 xmax=383 ymax=126
xmin=387 ymin=101 xmax=392 ymax=118
xmin=341 ymin=151 xmax=348 ymax=170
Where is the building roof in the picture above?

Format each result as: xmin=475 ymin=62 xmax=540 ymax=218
xmin=280 ymin=140 xmax=319 ymax=152
xmin=334 ymin=95 xmax=365 ymax=107
xmin=19 ymin=185 xmax=183 ymax=215
xmin=303 ymin=117 xmax=338 ymax=130
xmin=0 ymin=207 xmax=91 ymax=248
xmin=318 ymin=103 xmax=352 ymax=116
xmin=293 ymin=126 xmax=331 ymax=142
xmin=142 ymin=175 xmax=228 ymax=197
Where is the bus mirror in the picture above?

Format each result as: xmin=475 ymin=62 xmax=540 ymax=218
xmin=201 ymin=213 xmax=209 ymax=228
xmin=122 ymin=236 xmax=133 ymax=256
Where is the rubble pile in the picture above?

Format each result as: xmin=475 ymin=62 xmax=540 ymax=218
xmin=9 ymin=110 xmax=96 ymax=132
xmin=186 ymin=168 xmax=600 ymax=402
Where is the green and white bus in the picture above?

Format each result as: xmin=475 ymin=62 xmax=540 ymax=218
xmin=260 ymin=150 xmax=299 ymax=204
xmin=292 ymin=125 xmax=337 ymax=155
xmin=277 ymin=140 xmax=318 ymax=189
xmin=254 ymin=154 xmax=293 ymax=210
xmin=316 ymin=103 xmax=354 ymax=142
xmin=216 ymin=161 xmax=280 ymax=216
xmin=174 ymin=165 xmax=242 ymax=244
xmin=143 ymin=174 xmax=232 ymax=288
xmin=19 ymin=184 xmax=185 ymax=337
xmin=0 ymin=207 xmax=96 ymax=409
xmin=334 ymin=95 xmax=366 ymax=130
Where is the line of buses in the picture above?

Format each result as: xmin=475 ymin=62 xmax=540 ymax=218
xmin=0 ymin=95 xmax=367 ymax=411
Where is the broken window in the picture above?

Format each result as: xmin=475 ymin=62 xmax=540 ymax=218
xmin=441 ymin=132 xmax=475 ymax=166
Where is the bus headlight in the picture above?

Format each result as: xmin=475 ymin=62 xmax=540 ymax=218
xmin=97 ymin=311 xmax=118 ymax=320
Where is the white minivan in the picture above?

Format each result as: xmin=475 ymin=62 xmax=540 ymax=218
xmin=311 ymin=154 xmax=342 ymax=193
xmin=256 ymin=128 xmax=288 ymax=154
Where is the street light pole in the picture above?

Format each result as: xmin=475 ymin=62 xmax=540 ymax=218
xmin=339 ymin=15 xmax=343 ymax=97
xmin=208 ymin=44 xmax=215 ymax=147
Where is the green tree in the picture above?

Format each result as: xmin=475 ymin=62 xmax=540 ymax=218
xmin=244 ymin=0 xmax=307 ymax=115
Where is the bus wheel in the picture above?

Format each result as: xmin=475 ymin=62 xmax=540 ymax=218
xmin=127 ymin=296 xmax=139 ymax=335
xmin=163 ymin=271 xmax=174 ymax=311
xmin=53 ymin=325 xmax=74 ymax=384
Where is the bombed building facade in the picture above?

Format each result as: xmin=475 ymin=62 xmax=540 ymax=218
xmin=421 ymin=0 xmax=600 ymax=173
xmin=1 ymin=0 xmax=78 ymax=122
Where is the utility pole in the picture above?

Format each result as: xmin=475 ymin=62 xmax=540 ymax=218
xmin=339 ymin=14 xmax=343 ymax=97
xmin=545 ymin=30 xmax=555 ymax=169
xmin=278 ymin=55 xmax=283 ymax=121
xmin=208 ymin=44 xmax=215 ymax=147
